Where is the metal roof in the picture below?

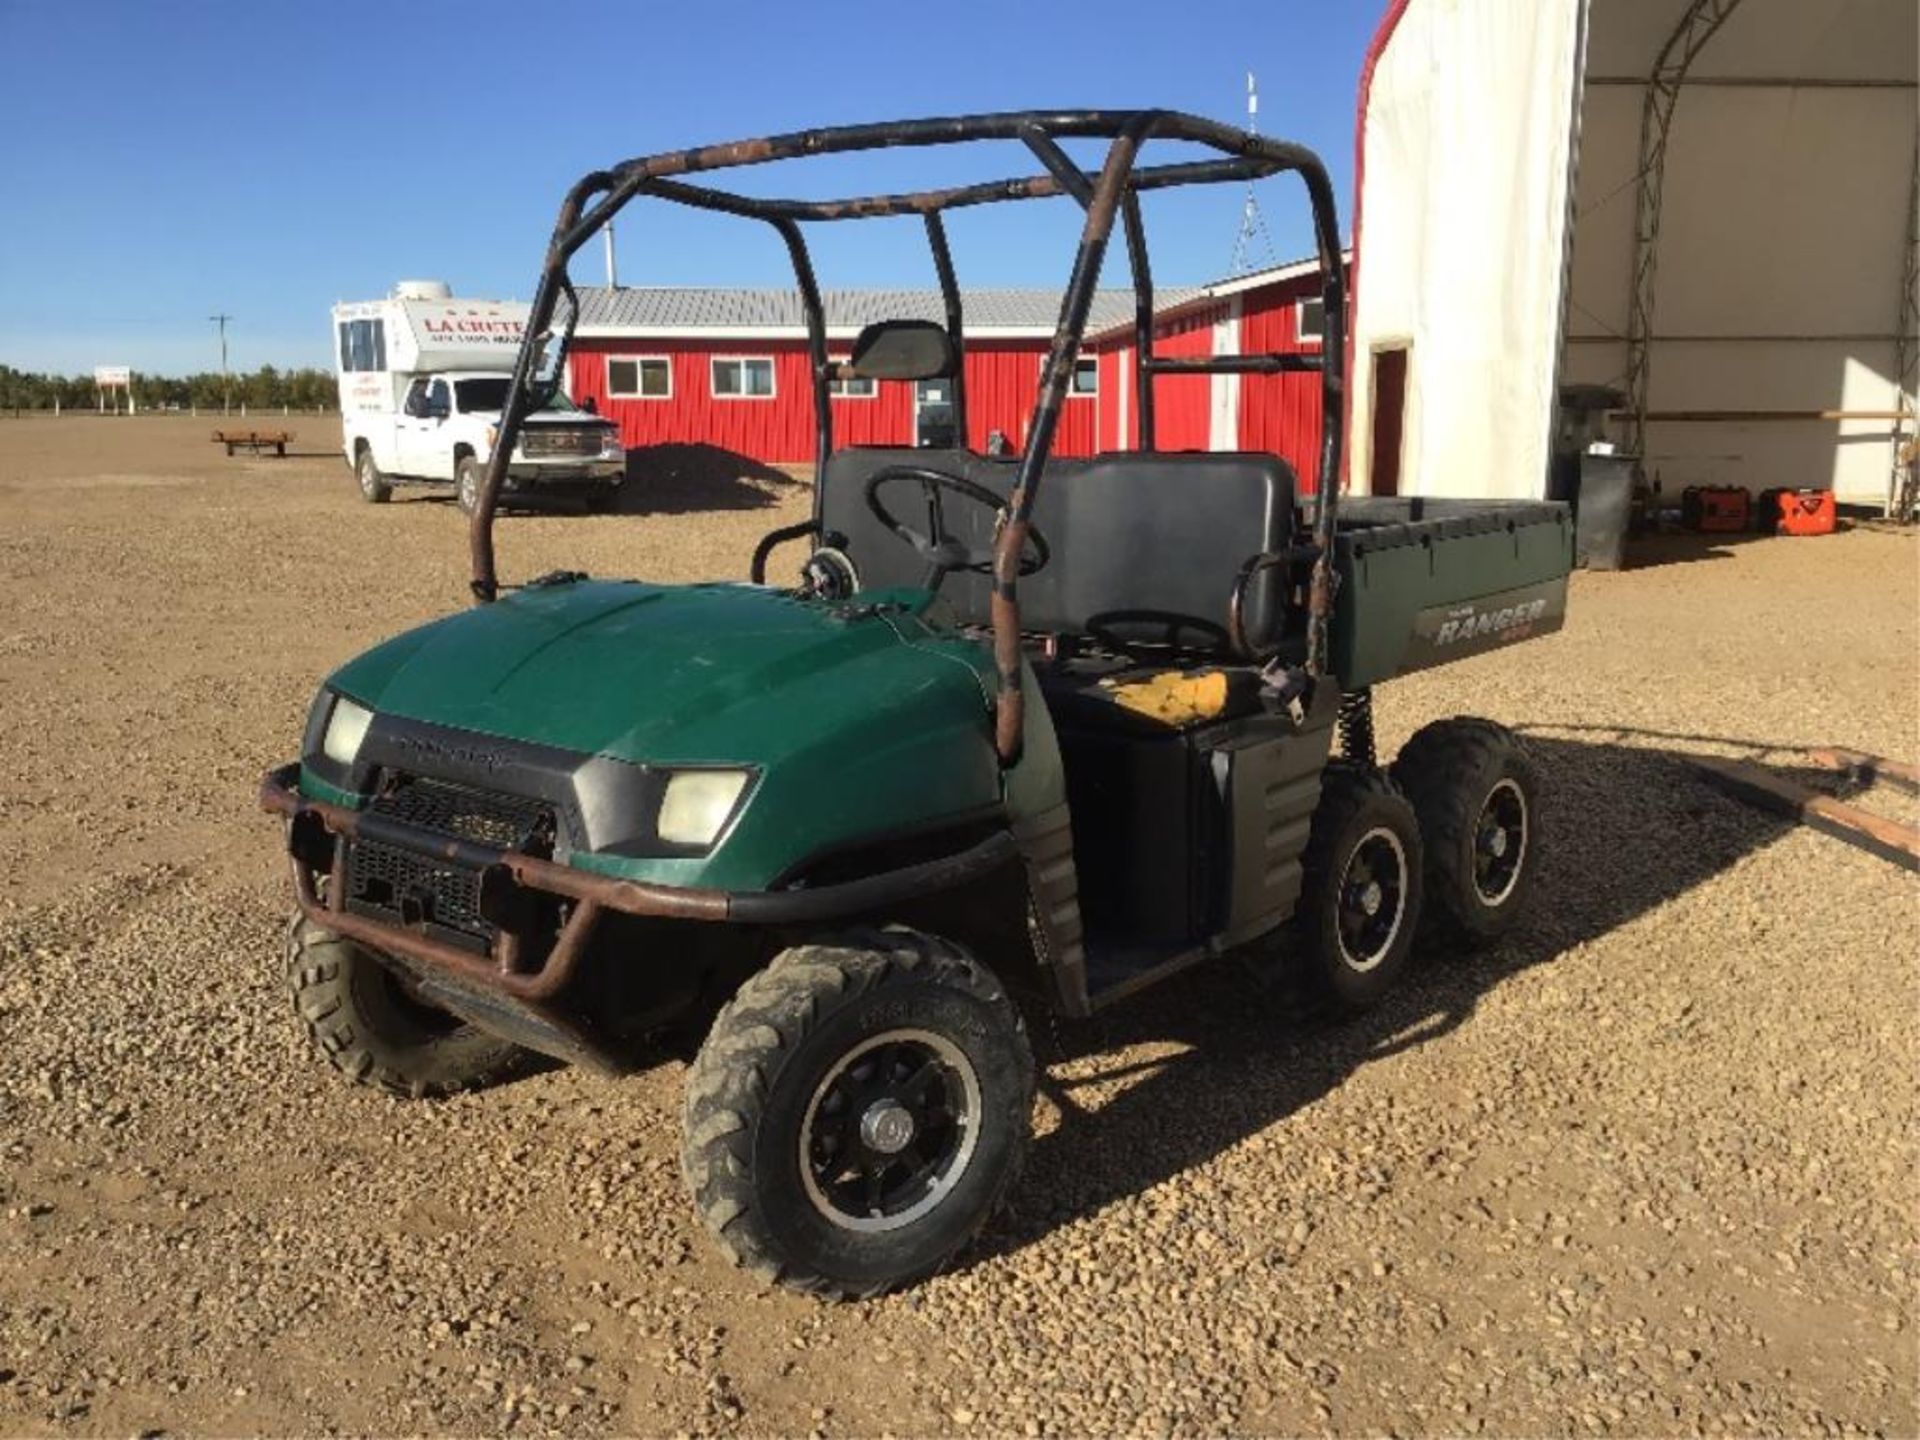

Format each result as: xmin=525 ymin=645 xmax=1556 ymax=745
xmin=1081 ymin=251 xmax=1349 ymax=337
xmin=571 ymin=256 xmax=1347 ymax=341
xmin=574 ymin=285 xmax=1203 ymax=338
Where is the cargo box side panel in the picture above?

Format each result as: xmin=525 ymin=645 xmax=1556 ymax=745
xmin=1332 ymin=506 xmax=1573 ymax=686
xmin=1205 ymin=722 xmax=1337 ymax=948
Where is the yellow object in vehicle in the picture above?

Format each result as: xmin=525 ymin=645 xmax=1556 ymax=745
xmin=1099 ymin=669 xmax=1231 ymax=725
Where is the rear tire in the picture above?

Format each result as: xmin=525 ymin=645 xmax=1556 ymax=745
xmin=1391 ymin=717 xmax=1539 ymax=948
xmin=356 ymin=445 xmax=391 ymax=504
xmin=1292 ymin=762 xmax=1424 ymax=1012
xmin=681 ymin=927 xmax=1033 ymax=1298
xmin=283 ymin=913 xmax=520 ymax=1099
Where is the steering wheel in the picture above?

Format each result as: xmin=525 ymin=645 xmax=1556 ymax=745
xmin=1085 ymin=609 xmax=1231 ymax=658
xmin=864 ymin=466 xmax=1050 ymax=593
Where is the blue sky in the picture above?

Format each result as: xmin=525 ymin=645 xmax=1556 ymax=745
xmin=0 ymin=1 xmax=1379 ymax=375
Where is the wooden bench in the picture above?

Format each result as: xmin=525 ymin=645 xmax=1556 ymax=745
xmin=212 ymin=429 xmax=295 ymax=457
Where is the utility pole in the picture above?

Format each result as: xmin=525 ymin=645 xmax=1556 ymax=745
xmin=209 ymin=313 xmax=232 ymax=415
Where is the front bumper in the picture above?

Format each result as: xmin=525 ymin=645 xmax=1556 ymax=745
xmin=502 ymin=460 xmax=623 ymax=488
xmin=260 ymin=764 xmax=1015 ymax=1003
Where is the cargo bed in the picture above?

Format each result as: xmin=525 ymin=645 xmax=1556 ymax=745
xmin=1317 ymin=497 xmax=1573 ymax=687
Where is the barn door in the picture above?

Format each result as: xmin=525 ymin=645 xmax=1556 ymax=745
xmin=915 ymin=378 xmax=957 ymax=449
xmin=1369 ymin=346 xmax=1409 ymax=497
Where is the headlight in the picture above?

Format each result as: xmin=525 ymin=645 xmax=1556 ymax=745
xmin=321 ymin=695 xmax=374 ymax=768
xmin=600 ymin=431 xmax=624 ymax=459
xmin=657 ymin=769 xmax=751 ymax=848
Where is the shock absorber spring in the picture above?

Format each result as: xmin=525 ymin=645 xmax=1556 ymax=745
xmin=1337 ymin=687 xmax=1376 ymax=768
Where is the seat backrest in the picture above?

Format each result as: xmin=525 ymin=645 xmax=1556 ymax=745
xmin=816 ymin=447 xmax=1295 ymax=656
xmin=848 ymin=320 xmax=955 ymax=380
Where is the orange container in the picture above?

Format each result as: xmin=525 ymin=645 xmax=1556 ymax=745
xmin=1773 ymin=488 xmax=1836 ymax=537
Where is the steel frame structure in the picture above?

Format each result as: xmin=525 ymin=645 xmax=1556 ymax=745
xmin=1622 ymin=0 xmax=1748 ymax=457
xmin=471 ymin=110 xmax=1349 ymax=762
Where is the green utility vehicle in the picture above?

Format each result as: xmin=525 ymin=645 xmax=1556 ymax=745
xmin=263 ymin=111 xmax=1571 ymax=1297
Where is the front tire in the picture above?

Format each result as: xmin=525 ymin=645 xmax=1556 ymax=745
xmin=355 ymin=445 xmax=391 ymax=504
xmin=681 ymin=927 xmax=1033 ymax=1299
xmin=1292 ymin=763 xmax=1424 ymax=1012
xmin=1391 ymin=718 xmax=1539 ymax=947
xmin=455 ymin=454 xmax=481 ymax=514
xmin=283 ymin=913 xmax=520 ymax=1099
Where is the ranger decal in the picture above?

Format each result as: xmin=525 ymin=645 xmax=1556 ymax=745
xmin=1404 ymin=578 xmax=1568 ymax=669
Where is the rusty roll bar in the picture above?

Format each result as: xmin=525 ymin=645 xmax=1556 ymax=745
xmin=989 ymin=119 xmax=1151 ymax=759
xmin=471 ymin=109 xmax=1349 ymax=755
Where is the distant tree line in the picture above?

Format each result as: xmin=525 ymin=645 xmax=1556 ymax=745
xmin=0 ymin=364 xmax=337 ymax=413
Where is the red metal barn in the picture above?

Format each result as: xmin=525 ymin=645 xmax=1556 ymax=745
xmin=570 ymin=264 xmax=1339 ymax=477
xmin=569 ymin=288 xmax=1178 ymax=466
xmin=1087 ymin=257 xmax=1342 ymax=487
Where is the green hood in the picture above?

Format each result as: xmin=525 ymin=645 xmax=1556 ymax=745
xmin=325 ymin=580 xmax=1005 ymax=888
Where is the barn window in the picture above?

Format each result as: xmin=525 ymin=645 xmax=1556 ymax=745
xmin=1296 ymin=297 xmax=1326 ymax=346
xmin=1069 ymin=357 xmax=1099 ymax=396
xmin=607 ymin=356 xmax=671 ymax=399
xmin=829 ymin=362 xmax=876 ymax=400
xmin=711 ymin=357 xmax=776 ymax=399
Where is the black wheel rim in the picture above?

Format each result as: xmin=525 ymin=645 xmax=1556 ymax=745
xmin=799 ymin=1028 xmax=980 ymax=1233
xmin=1473 ymin=778 xmax=1528 ymax=906
xmin=1336 ymin=826 xmax=1408 ymax=972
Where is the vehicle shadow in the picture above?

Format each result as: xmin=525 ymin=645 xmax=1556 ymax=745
xmin=608 ymin=443 xmax=810 ymax=516
xmin=961 ymin=731 xmax=1794 ymax=1269
xmin=1610 ymin=519 xmax=1864 ymax=572
xmin=1610 ymin=530 xmax=1758 ymax=570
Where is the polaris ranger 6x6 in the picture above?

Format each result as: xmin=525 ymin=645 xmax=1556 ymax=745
xmin=262 ymin=110 xmax=1572 ymax=1298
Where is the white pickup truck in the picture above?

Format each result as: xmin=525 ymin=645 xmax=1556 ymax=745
xmin=333 ymin=281 xmax=624 ymax=512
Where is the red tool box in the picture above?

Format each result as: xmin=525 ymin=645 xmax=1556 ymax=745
xmin=1680 ymin=485 xmax=1750 ymax=533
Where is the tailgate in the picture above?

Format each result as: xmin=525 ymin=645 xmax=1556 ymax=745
xmin=1328 ymin=499 xmax=1573 ymax=686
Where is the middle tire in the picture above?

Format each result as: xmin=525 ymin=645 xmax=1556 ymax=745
xmin=681 ymin=926 xmax=1033 ymax=1299
xmin=1292 ymin=761 xmax=1425 ymax=1012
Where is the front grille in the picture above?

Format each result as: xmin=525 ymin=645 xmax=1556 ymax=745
xmin=344 ymin=777 xmax=554 ymax=952
xmin=521 ymin=427 xmax=604 ymax=458
xmin=346 ymin=841 xmax=490 ymax=949
xmin=370 ymin=775 xmax=551 ymax=849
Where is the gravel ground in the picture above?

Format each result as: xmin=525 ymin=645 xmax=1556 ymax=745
xmin=0 ymin=416 xmax=1915 ymax=1437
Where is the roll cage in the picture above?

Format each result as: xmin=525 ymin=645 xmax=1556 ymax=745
xmin=475 ymin=109 xmax=1348 ymax=762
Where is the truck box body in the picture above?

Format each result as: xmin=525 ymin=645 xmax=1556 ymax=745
xmin=333 ymin=291 xmax=529 ymax=418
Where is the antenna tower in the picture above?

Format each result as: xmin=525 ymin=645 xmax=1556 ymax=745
xmin=1229 ymin=71 xmax=1279 ymax=276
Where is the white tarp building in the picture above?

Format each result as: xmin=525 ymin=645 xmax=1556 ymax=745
xmin=1347 ymin=0 xmax=1918 ymax=511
